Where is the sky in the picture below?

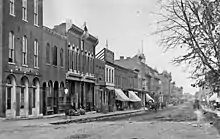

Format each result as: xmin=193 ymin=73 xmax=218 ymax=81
xmin=43 ymin=0 xmax=198 ymax=94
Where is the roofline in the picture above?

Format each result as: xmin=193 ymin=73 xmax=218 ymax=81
xmin=106 ymin=61 xmax=137 ymax=74
xmin=43 ymin=26 xmax=67 ymax=40
xmin=69 ymin=24 xmax=99 ymax=46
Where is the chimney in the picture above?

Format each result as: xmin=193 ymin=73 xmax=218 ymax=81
xmin=120 ymin=56 xmax=124 ymax=60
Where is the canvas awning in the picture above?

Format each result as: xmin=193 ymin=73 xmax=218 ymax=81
xmin=106 ymin=86 xmax=114 ymax=90
xmin=115 ymin=89 xmax=130 ymax=101
xmin=209 ymin=93 xmax=217 ymax=101
xmin=128 ymin=91 xmax=141 ymax=102
xmin=146 ymin=93 xmax=154 ymax=102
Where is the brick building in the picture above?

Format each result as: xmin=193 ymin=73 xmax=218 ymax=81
xmin=94 ymin=58 xmax=105 ymax=111
xmin=115 ymin=53 xmax=152 ymax=106
xmin=96 ymin=48 xmax=115 ymax=112
xmin=0 ymin=0 xmax=43 ymax=118
xmin=53 ymin=22 xmax=98 ymax=111
xmin=114 ymin=63 xmax=140 ymax=110
xmin=41 ymin=26 xmax=67 ymax=115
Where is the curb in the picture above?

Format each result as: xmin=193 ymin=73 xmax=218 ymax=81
xmin=50 ymin=110 xmax=145 ymax=125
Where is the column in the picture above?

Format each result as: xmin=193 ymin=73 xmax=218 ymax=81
xmin=36 ymin=84 xmax=40 ymax=116
xmin=0 ymin=84 xmax=4 ymax=117
xmin=11 ymin=85 xmax=16 ymax=118
xmin=74 ymin=82 xmax=78 ymax=109
xmin=24 ymin=85 xmax=29 ymax=117
xmin=39 ymin=86 xmax=43 ymax=116
xmin=83 ymin=83 xmax=86 ymax=109
xmin=78 ymin=82 xmax=81 ymax=108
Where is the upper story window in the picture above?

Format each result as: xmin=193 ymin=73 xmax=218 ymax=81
xmin=80 ymin=40 xmax=84 ymax=50
xmin=108 ymin=69 xmax=111 ymax=83
xmin=8 ymin=31 xmax=15 ymax=63
xmin=53 ymin=46 xmax=57 ymax=66
xmin=34 ymin=40 xmax=39 ymax=67
xmin=105 ymin=68 xmax=108 ymax=82
xmin=46 ymin=43 xmax=50 ymax=64
xmin=60 ymin=48 xmax=64 ymax=67
xmin=22 ymin=36 xmax=28 ymax=65
xmin=22 ymin=0 xmax=27 ymax=21
xmin=34 ymin=0 xmax=38 ymax=25
xmin=9 ymin=0 xmax=15 ymax=16
xmin=112 ymin=70 xmax=114 ymax=83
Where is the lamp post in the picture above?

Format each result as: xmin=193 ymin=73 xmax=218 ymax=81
xmin=64 ymin=88 xmax=69 ymax=106
xmin=64 ymin=88 xmax=69 ymax=95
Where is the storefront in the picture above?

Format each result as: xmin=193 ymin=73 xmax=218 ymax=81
xmin=115 ymin=88 xmax=130 ymax=110
xmin=128 ymin=91 xmax=141 ymax=109
xmin=106 ymin=86 xmax=115 ymax=112
xmin=4 ymin=73 xmax=41 ymax=119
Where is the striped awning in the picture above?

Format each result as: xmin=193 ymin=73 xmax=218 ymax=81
xmin=128 ymin=91 xmax=141 ymax=102
xmin=146 ymin=93 xmax=154 ymax=102
xmin=115 ymin=89 xmax=130 ymax=101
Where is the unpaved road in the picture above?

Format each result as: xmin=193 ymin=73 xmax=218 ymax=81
xmin=0 ymin=102 xmax=219 ymax=139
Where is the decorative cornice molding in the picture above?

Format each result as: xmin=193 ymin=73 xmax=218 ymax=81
xmin=43 ymin=26 xmax=67 ymax=40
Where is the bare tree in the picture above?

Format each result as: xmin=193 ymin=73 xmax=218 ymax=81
xmin=154 ymin=0 xmax=220 ymax=87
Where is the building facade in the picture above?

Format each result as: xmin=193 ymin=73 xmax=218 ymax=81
xmin=0 ymin=0 xmax=43 ymax=118
xmin=53 ymin=23 xmax=98 ymax=111
xmin=94 ymin=58 xmax=105 ymax=111
xmin=159 ymin=70 xmax=172 ymax=104
xmin=114 ymin=63 xmax=140 ymax=109
xmin=41 ymin=26 xmax=67 ymax=115
xmin=115 ymin=53 xmax=153 ymax=106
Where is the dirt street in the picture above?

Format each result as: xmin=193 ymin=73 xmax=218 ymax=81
xmin=0 ymin=102 xmax=219 ymax=139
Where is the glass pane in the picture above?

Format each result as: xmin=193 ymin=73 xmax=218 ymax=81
xmin=20 ymin=88 xmax=25 ymax=109
xmin=33 ymin=89 xmax=36 ymax=108
xmin=7 ymin=87 xmax=11 ymax=109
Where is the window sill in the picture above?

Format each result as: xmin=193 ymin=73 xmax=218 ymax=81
xmin=34 ymin=67 xmax=39 ymax=69
xmin=53 ymin=65 xmax=58 ymax=68
xmin=8 ymin=62 xmax=15 ymax=65
xmin=22 ymin=19 xmax=28 ymax=23
xmin=22 ymin=64 xmax=28 ymax=67
xmin=10 ymin=13 xmax=15 ymax=17
xmin=34 ymin=24 xmax=39 ymax=27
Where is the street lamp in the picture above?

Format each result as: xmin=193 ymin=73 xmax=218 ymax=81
xmin=64 ymin=88 xmax=69 ymax=95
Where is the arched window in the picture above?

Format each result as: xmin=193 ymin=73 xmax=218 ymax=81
xmin=46 ymin=43 xmax=50 ymax=64
xmin=60 ymin=48 xmax=63 ymax=67
xmin=53 ymin=46 xmax=57 ymax=66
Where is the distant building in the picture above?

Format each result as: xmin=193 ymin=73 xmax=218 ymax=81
xmin=115 ymin=53 xmax=159 ymax=105
xmin=159 ymin=70 xmax=172 ymax=103
xmin=96 ymin=48 xmax=140 ymax=112
xmin=170 ymin=81 xmax=183 ymax=101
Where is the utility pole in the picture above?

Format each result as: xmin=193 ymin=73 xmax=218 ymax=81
xmin=106 ymin=39 xmax=108 ymax=49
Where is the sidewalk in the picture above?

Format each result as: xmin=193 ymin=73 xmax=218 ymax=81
xmin=50 ymin=108 xmax=145 ymax=125
xmin=0 ymin=108 xmax=145 ymax=129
